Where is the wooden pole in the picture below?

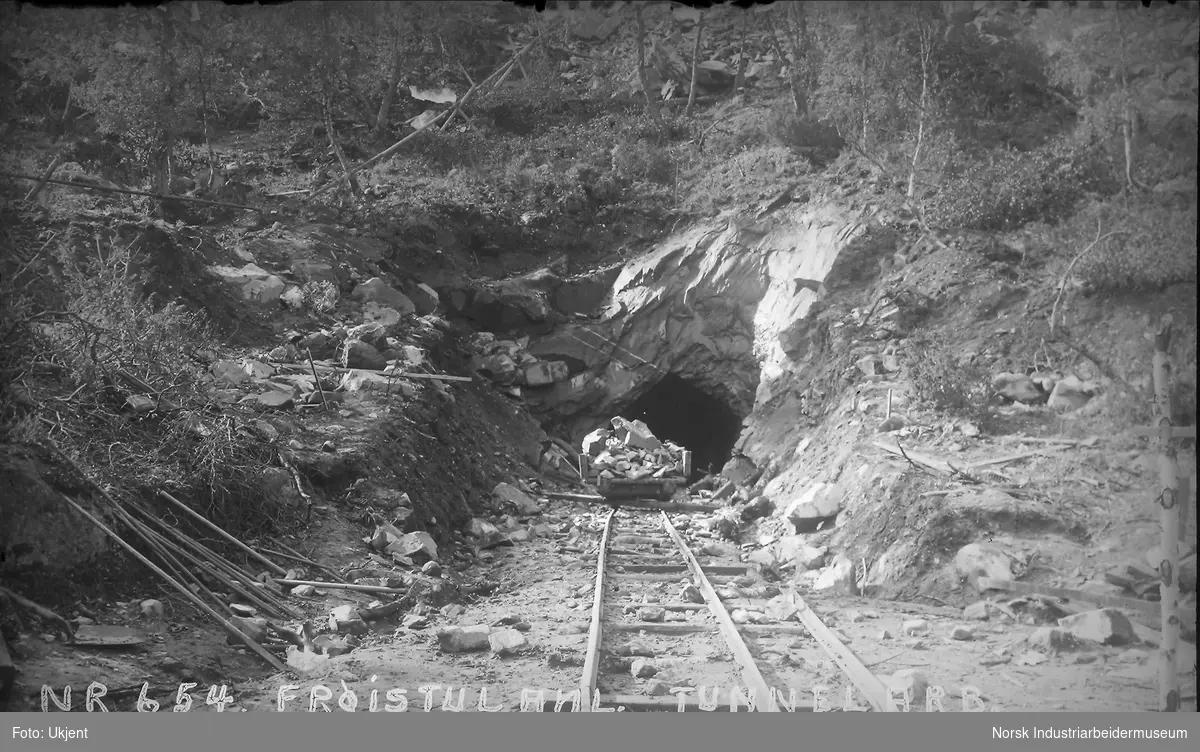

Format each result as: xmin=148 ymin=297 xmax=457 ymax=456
xmin=273 ymin=579 xmax=407 ymax=596
xmin=157 ymin=491 xmax=289 ymax=577
xmin=1150 ymin=313 xmax=1181 ymax=712
xmin=58 ymin=493 xmax=287 ymax=673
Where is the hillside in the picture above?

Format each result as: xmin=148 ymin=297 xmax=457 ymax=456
xmin=0 ymin=0 xmax=1196 ymax=714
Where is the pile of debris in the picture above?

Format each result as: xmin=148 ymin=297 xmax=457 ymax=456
xmin=580 ymin=417 xmax=690 ymax=482
xmin=465 ymin=332 xmax=572 ymax=397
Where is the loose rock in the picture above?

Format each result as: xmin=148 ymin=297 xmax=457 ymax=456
xmin=438 ymin=625 xmax=492 ymax=653
xmin=489 ymin=628 xmax=529 ymax=657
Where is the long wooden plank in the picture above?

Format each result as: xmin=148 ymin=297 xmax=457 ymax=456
xmin=786 ymin=587 xmax=897 ymax=712
xmin=660 ymin=512 xmax=781 ymax=712
xmin=580 ymin=507 xmax=617 ymax=712
xmin=615 ymin=564 xmax=748 ymax=575
xmin=977 ymin=577 xmax=1161 ymax=616
xmin=610 ymin=622 xmax=811 ymax=636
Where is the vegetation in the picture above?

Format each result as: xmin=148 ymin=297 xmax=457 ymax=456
xmin=0 ymin=0 xmax=1195 ymax=534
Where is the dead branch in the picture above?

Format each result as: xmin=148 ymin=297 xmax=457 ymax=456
xmin=23 ymin=155 xmax=63 ymax=202
xmin=1050 ymin=219 xmax=1131 ymax=335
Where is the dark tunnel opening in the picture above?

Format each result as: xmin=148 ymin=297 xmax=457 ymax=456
xmin=621 ymin=373 xmax=743 ymax=483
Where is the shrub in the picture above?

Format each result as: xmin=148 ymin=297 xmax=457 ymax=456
xmin=0 ymin=223 xmax=288 ymax=535
xmin=902 ymin=334 xmax=993 ymax=423
xmin=1069 ymin=196 xmax=1198 ymax=291
xmin=610 ymin=138 xmax=675 ymax=186
xmin=925 ymin=138 xmax=1117 ymax=232
xmin=763 ymin=107 xmax=846 ymax=167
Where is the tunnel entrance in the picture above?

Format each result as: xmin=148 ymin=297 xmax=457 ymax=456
xmin=621 ymin=373 xmax=742 ymax=482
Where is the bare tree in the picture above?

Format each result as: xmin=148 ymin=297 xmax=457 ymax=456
xmin=685 ymin=10 xmax=704 ymax=117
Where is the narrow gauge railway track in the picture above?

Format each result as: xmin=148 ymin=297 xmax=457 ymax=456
xmin=573 ymin=506 xmax=899 ymax=713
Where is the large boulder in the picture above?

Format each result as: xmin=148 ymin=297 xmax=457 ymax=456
xmin=783 ymin=482 xmax=841 ymax=524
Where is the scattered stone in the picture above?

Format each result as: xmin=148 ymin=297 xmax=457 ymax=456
xmin=229 ymin=604 xmax=257 ymax=618
xmin=637 ymin=607 xmax=666 ymax=623
xmin=812 ymin=554 xmax=857 ymax=594
xmin=140 ymin=599 xmax=164 ymax=619
xmin=739 ymin=496 xmax=774 ymax=523
xmin=950 ymin=625 xmax=975 ymax=641
xmin=341 ymin=339 xmax=387 ymax=371
xmin=421 ymin=561 xmax=442 ymax=577
xmin=440 ymin=604 xmax=466 ymax=618
xmin=361 ymin=303 xmax=403 ymax=330
xmin=227 ymin=616 xmax=268 ymax=645
xmin=329 ymin=606 xmax=368 ymax=635
xmin=963 ymin=601 xmax=994 ymax=621
xmin=877 ymin=416 xmax=905 ymax=433
xmin=765 ymin=595 xmax=799 ymax=622
xmin=493 ymin=482 xmax=540 ymax=515
xmin=402 ymin=614 xmax=429 ymax=630
xmin=582 ymin=427 xmax=612 ymax=456
xmin=993 ymin=372 xmax=1042 ymax=404
xmin=523 ymin=360 xmax=570 ymax=386
xmin=1028 ymin=627 xmax=1084 ymax=651
xmin=780 ymin=536 xmax=827 ymax=571
xmin=679 ymin=585 xmax=704 ymax=604
xmin=488 ymin=628 xmax=530 ymax=656
xmin=466 ymin=518 xmax=501 ymax=544
xmin=783 ymin=482 xmax=841 ymax=525
xmin=954 ymin=542 xmax=1013 ymax=589
xmin=1047 ymin=375 xmax=1094 ymax=412
xmin=1057 ymin=608 xmax=1135 ymax=646
xmin=438 ymin=625 xmax=492 ymax=653
xmin=286 ymin=646 xmax=330 ymax=674
xmin=314 ymin=635 xmax=356 ymax=657
xmin=902 ymin=619 xmax=929 ymax=636
xmin=878 ymin=629 xmax=893 ymax=640
xmin=385 ymin=531 xmax=438 ymax=563
xmin=616 ymin=641 xmax=655 ymax=657
xmin=351 ymin=278 xmax=415 ymax=314
xmin=884 ymin=669 xmax=929 ymax=705
xmin=631 ymin=659 xmax=658 ymax=678
xmin=646 ymin=681 xmax=673 ymax=697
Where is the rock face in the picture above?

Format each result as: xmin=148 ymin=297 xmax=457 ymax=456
xmin=518 ymin=203 xmax=877 ymax=460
